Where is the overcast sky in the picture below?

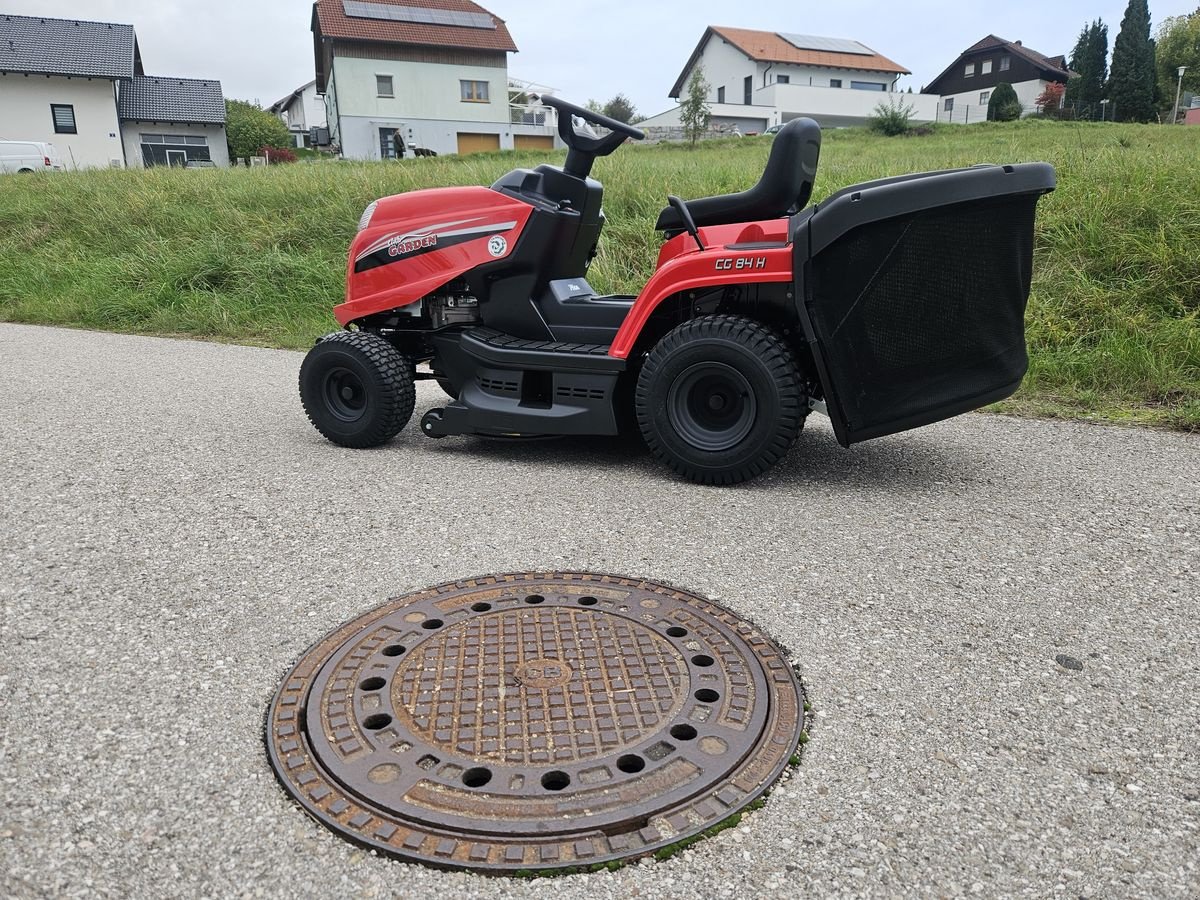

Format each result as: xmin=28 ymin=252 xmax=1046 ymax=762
xmin=7 ymin=1 xmax=1195 ymax=115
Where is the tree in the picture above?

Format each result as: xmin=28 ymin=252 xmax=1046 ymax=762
xmin=1155 ymin=10 xmax=1200 ymax=119
xmin=1035 ymin=81 xmax=1067 ymax=115
xmin=584 ymin=99 xmax=604 ymax=114
xmin=225 ymin=99 xmax=292 ymax=160
xmin=1108 ymin=0 xmax=1157 ymax=122
xmin=600 ymin=93 xmax=638 ymax=124
xmin=679 ymin=66 xmax=711 ymax=146
xmin=1064 ymin=19 xmax=1109 ymax=115
xmin=987 ymin=82 xmax=1022 ymax=121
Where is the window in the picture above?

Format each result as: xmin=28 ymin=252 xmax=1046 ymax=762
xmin=1000 ymin=55 xmax=1011 ymax=71
xmin=980 ymin=91 xmax=991 ymax=105
xmin=944 ymin=97 xmax=955 ymax=111
xmin=376 ymin=75 xmax=393 ymax=98
xmin=850 ymin=81 xmax=886 ymax=91
xmin=981 ymin=59 xmax=993 ymax=75
xmin=51 ymin=104 xmax=77 ymax=134
xmin=964 ymin=63 xmax=975 ymax=77
xmin=830 ymin=78 xmax=842 ymax=88
xmin=717 ymin=86 xmax=725 ymax=103
xmin=743 ymin=75 xmax=752 ymax=105
xmin=460 ymin=80 xmax=489 ymax=102
xmin=776 ymin=75 xmax=790 ymax=84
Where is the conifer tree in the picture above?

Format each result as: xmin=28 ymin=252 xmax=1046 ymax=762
xmin=1108 ymin=0 xmax=1157 ymax=121
xmin=1064 ymin=20 xmax=1109 ymax=115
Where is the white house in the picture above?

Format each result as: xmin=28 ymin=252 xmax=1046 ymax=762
xmin=0 ymin=14 xmax=138 ymax=168
xmin=0 ymin=13 xmax=227 ymax=169
xmin=269 ymin=79 xmax=328 ymax=148
xmin=640 ymin=27 xmax=939 ymax=133
xmin=119 ymin=76 xmax=229 ymax=167
xmin=925 ymin=35 xmax=1072 ymax=124
xmin=311 ymin=0 xmax=558 ymax=158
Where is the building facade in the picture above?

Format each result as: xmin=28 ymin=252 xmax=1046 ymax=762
xmin=640 ymin=27 xmax=937 ymax=133
xmin=119 ymin=77 xmax=228 ymax=167
xmin=0 ymin=14 xmax=226 ymax=168
xmin=925 ymin=35 xmax=1071 ymax=124
xmin=312 ymin=0 xmax=557 ymax=158
xmin=269 ymin=80 xmax=329 ymax=148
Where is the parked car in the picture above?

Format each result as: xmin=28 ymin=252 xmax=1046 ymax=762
xmin=0 ymin=140 xmax=63 ymax=174
xmin=764 ymin=123 xmax=784 ymax=135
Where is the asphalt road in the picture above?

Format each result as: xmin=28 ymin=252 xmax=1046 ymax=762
xmin=2 ymin=323 xmax=1197 ymax=899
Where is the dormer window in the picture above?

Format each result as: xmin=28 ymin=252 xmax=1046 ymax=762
xmin=982 ymin=60 xmax=993 ymax=75
xmin=965 ymin=63 xmax=975 ymax=77
xmin=1000 ymin=55 xmax=1011 ymax=71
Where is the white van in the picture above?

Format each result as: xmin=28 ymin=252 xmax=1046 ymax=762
xmin=0 ymin=141 xmax=64 ymax=174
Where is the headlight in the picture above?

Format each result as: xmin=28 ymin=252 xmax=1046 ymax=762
xmin=357 ymin=200 xmax=379 ymax=232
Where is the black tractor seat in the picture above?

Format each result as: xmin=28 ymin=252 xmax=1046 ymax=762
xmin=655 ymin=117 xmax=822 ymax=231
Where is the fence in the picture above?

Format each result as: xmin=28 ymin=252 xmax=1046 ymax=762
xmin=935 ymin=101 xmax=1131 ymax=124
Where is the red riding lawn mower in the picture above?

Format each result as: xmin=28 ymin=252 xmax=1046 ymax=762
xmin=300 ymin=95 xmax=1055 ymax=484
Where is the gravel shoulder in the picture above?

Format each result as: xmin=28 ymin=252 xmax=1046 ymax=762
xmin=1 ymin=324 xmax=1197 ymax=898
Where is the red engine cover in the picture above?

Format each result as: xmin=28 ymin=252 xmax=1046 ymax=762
xmin=336 ymin=187 xmax=533 ymax=326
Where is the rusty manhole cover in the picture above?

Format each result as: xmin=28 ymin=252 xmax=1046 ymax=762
xmin=266 ymin=573 xmax=804 ymax=872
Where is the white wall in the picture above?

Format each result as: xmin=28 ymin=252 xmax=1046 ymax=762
xmin=338 ymin=114 xmax=555 ymax=158
xmin=120 ymin=121 xmax=230 ymax=167
xmin=331 ymin=56 xmax=507 ymax=123
xmin=0 ymin=73 xmax=125 ymax=168
xmin=937 ymin=79 xmax=1047 ymax=124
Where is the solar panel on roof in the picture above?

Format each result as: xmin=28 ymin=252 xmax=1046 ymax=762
xmin=777 ymin=33 xmax=872 ymax=55
xmin=342 ymin=0 xmax=495 ymax=29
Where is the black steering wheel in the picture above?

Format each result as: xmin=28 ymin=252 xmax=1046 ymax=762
xmin=534 ymin=94 xmax=644 ymax=179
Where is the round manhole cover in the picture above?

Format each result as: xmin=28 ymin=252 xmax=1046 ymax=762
xmin=266 ymin=573 xmax=805 ymax=872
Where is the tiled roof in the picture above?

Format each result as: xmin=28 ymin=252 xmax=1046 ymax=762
xmin=671 ymin=26 xmax=909 ymax=97
xmin=0 ymin=13 xmax=137 ymax=78
xmin=313 ymin=0 xmax=517 ymax=52
xmin=958 ymin=35 xmax=1071 ymax=79
xmin=118 ymin=76 xmax=226 ymax=125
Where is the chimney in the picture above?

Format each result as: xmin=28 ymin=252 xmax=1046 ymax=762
xmin=1014 ymin=41 xmax=1022 ymax=46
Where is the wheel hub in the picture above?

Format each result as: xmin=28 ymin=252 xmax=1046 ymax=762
xmin=667 ymin=363 xmax=757 ymax=452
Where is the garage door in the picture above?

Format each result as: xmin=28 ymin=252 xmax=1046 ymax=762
xmin=514 ymin=134 xmax=554 ymax=151
xmin=456 ymin=132 xmax=501 ymax=155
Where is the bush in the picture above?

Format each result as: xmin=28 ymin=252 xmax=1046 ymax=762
xmin=987 ymin=83 xmax=1023 ymax=121
xmin=868 ymin=97 xmax=916 ymax=135
xmin=260 ymin=145 xmax=297 ymax=165
xmin=226 ymin=99 xmax=292 ymax=160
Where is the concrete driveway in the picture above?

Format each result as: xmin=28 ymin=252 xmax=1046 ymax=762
xmin=2 ymin=323 xmax=1197 ymax=898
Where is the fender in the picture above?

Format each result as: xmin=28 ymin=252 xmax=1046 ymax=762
xmin=609 ymin=225 xmax=793 ymax=359
xmin=336 ymin=187 xmax=534 ymax=326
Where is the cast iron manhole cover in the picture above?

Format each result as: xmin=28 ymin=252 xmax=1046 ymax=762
xmin=266 ymin=573 xmax=804 ymax=872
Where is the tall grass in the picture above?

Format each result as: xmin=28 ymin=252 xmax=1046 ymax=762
xmin=0 ymin=120 xmax=1196 ymax=429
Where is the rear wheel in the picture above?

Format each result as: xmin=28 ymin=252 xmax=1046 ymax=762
xmin=299 ymin=331 xmax=415 ymax=447
xmin=635 ymin=315 xmax=805 ymax=484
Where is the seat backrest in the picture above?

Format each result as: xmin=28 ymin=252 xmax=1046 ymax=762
xmin=655 ymin=118 xmax=822 ymax=231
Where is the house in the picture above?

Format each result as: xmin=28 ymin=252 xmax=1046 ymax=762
xmin=639 ymin=26 xmax=939 ymax=132
xmin=119 ymin=77 xmax=229 ymax=167
xmin=924 ymin=35 xmax=1071 ymax=124
xmin=311 ymin=0 xmax=558 ymax=158
xmin=0 ymin=13 xmax=227 ymax=168
xmin=0 ymin=14 xmax=138 ymax=169
xmin=269 ymin=79 xmax=328 ymax=148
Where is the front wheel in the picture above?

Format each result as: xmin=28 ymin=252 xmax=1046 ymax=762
xmin=635 ymin=315 xmax=806 ymax=484
xmin=299 ymin=331 xmax=415 ymax=447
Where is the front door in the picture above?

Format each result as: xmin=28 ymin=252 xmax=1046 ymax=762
xmin=166 ymin=150 xmax=187 ymax=168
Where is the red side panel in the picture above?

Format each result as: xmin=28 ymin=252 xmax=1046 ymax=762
xmin=609 ymin=220 xmax=794 ymax=360
xmin=335 ymin=187 xmax=533 ymax=326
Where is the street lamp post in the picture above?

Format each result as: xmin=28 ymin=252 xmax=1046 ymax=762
xmin=1173 ymin=66 xmax=1188 ymax=125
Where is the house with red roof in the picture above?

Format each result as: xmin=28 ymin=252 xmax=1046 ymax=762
xmin=639 ymin=26 xmax=938 ymax=133
xmin=312 ymin=0 xmax=556 ymax=158
xmin=924 ymin=35 xmax=1072 ymax=124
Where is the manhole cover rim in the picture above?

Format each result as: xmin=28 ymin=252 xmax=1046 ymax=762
xmin=266 ymin=572 xmax=805 ymax=872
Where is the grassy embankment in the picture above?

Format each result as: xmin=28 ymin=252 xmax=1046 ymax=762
xmin=0 ymin=120 xmax=1196 ymax=429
